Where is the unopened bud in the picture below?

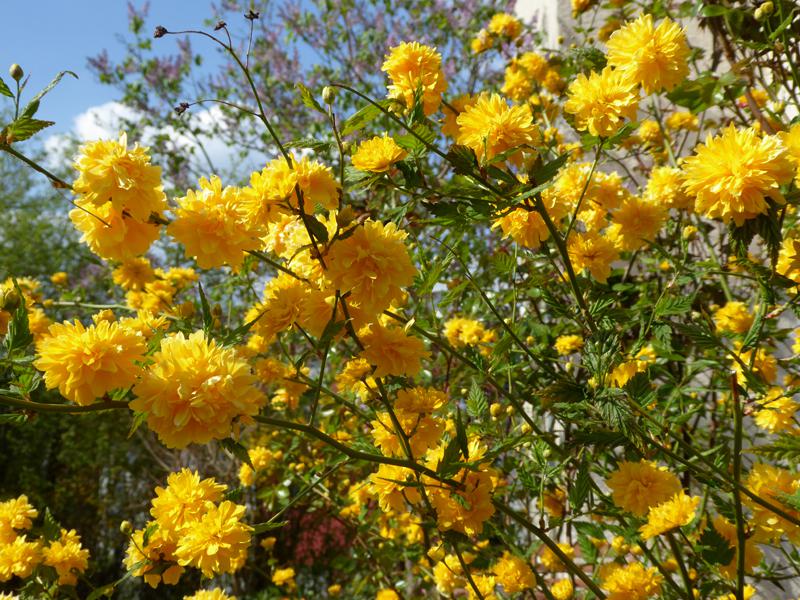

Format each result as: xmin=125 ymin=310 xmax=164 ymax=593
xmin=760 ymin=1 xmax=774 ymax=16
xmin=119 ymin=521 xmax=134 ymax=535
xmin=322 ymin=86 xmax=336 ymax=104
xmin=0 ymin=290 xmax=20 ymax=312
xmin=9 ymin=64 xmax=23 ymax=82
xmin=489 ymin=402 xmax=502 ymax=418
xmin=154 ymin=26 xmax=168 ymax=38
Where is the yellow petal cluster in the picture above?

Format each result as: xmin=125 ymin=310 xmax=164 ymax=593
xmin=382 ymin=42 xmax=447 ymax=115
xmin=131 ymin=331 xmax=265 ymax=448
xmin=34 ymin=319 xmax=146 ymax=406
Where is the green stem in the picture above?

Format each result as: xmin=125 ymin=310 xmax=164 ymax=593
xmin=493 ymin=500 xmax=606 ymax=598
xmin=665 ymin=532 xmax=694 ymax=600
xmin=0 ymin=395 xmax=129 ymax=414
xmin=731 ymin=375 xmax=747 ymax=600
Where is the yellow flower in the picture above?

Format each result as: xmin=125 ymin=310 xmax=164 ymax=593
xmin=34 ymin=319 xmax=145 ymax=406
xmin=713 ymin=301 xmax=753 ymax=334
xmin=744 ymin=463 xmax=800 ymax=542
xmin=70 ymin=200 xmax=161 ymax=261
xmin=564 ymin=67 xmax=639 ymax=138
xmin=371 ymin=411 xmax=444 ymax=457
xmin=606 ymin=14 xmax=689 ymax=94
xmin=394 ymin=386 xmax=447 ymax=413
xmin=665 ymin=111 xmax=699 ymax=131
xmin=175 ymin=501 xmax=251 ymax=577
xmin=606 ymin=196 xmax=666 ymax=251
xmin=602 ymin=562 xmax=663 ymax=599
xmin=0 ymin=536 xmax=42 ymax=582
xmin=492 ymin=207 xmax=549 ymax=249
xmin=238 ymin=446 xmax=282 ymax=486
xmin=42 ymin=528 xmax=90 ymax=586
xmin=358 ymin=323 xmax=429 ymax=378
xmin=551 ymin=578 xmax=574 ymax=600
xmin=150 ymin=469 xmax=227 ymax=538
xmin=517 ymin=52 xmax=550 ymax=81
xmin=682 ymin=125 xmax=794 ymax=226
xmin=732 ymin=343 xmax=777 ymax=386
xmin=352 ymin=134 xmax=408 ymax=172
xmin=567 ymin=231 xmax=619 ymax=283
xmin=712 ymin=515 xmax=762 ymax=579
xmin=368 ymin=464 xmax=419 ymax=513
xmin=637 ymin=120 xmax=663 ymax=146
xmin=442 ymin=94 xmax=481 ymax=139
xmin=487 ymin=13 xmax=522 ymax=39
xmin=382 ymin=42 xmax=447 ymax=115
xmin=754 ymin=387 xmax=799 ymax=434
xmin=572 ymin=0 xmax=596 ymax=15
xmin=501 ymin=65 xmax=533 ymax=102
xmin=427 ymin=467 xmax=496 ymax=536
xmin=0 ymin=496 xmax=37 ymax=543
xmin=492 ymin=551 xmax=534 ymax=594
xmin=113 ymin=257 xmax=155 ymax=290
xmin=470 ymin=29 xmax=493 ymax=54
xmin=124 ymin=524 xmax=184 ymax=588
xmin=50 ymin=272 xmax=68 ymax=286
xmin=443 ymin=317 xmax=496 ymax=349
xmin=554 ymin=334 xmax=584 ymax=356
xmin=639 ymin=492 xmax=699 ymax=539
xmin=376 ymin=590 xmax=401 ymax=600
xmin=539 ymin=543 xmax=574 ymax=572
xmin=169 ymin=176 xmax=264 ymax=270
xmin=326 ymin=220 xmax=416 ymax=318
xmin=606 ymin=460 xmax=682 ymax=516
xmin=130 ymin=331 xmax=265 ymax=448
xmin=777 ymin=236 xmax=800 ymax=282
xmin=644 ymin=166 xmax=691 ymax=210
xmin=779 ymin=122 xmax=800 ymax=185
xmin=72 ymin=133 xmax=167 ymax=222
xmin=271 ymin=567 xmax=295 ymax=586
xmin=456 ymin=94 xmax=540 ymax=165
xmin=183 ymin=589 xmax=237 ymax=600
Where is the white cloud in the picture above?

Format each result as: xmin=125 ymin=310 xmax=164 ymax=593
xmin=43 ymin=101 xmax=266 ymax=180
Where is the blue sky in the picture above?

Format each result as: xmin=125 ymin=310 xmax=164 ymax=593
xmin=2 ymin=1 xmax=220 ymax=133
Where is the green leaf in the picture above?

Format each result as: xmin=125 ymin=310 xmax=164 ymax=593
xmin=41 ymin=508 xmax=62 ymax=542
xmin=340 ymin=100 xmax=390 ymax=136
xmin=569 ymin=461 xmax=591 ymax=511
xmin=752 ymin=434 xmax=800 ymax=461
xmin=197 ymin=282 xmax=213 ymax=333
xmin=455 ymin=407 xmax=469 ymax=460
xmin=4 ymin=285 xmax=32 ymax=354
xmin=252 ymin=520 xmax=288 ymax=534
xmin=142 ymin=521 xmax=159 ymax=547
xmin=466 ymin=380 xmax=488 ymax=418
xmin=394 ymin=123 xmax=434 ymax=155
xmin=296 ymin=83 xmax=325 ymax=114
xmin=219 ymin=438 xmax=254 ymax=470
xmin=0 ymin=413 xmax=28 ymax=425
xmin=699 ymin=526 xmax=736 ymax=565
xmin=530 ymin=153 xmax=568 ymax=186
xmin=3 ymin=117 xmax=55 ymax=142
xmin=304 ymin=214 xmax=329 ymax=243
xmin=28 ymin=70 xmax=77 ymax=106
xmin=699 ymin=5 xmax=730 ymax=17
xmin=0 ymin=77 xmax=12 ymax=98
xmin=654 ymin=294 xmax=695 ymax=318
xmin=446 ymin=144 xmax=479 ymax=176
xmin=285 ymin=137 xmax=332 ymax=152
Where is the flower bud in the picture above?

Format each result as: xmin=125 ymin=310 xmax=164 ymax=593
xmin=0 ymin=290 xmax=20 ymax=312
xmin=489 ymin=402 xmax=502 ymax=418
xmin=119 ymin=521 xmax=134 ymax=535
xmin=8 ymin=64 xmax=23 ymax=82
xmin=322 ymin=86 xmax=337 ymax=105
xmin=760 ymin=1 xmax=774 ymax=16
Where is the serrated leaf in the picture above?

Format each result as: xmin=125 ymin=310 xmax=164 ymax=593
xmin=446 ymin=144 xmax=478 ymax=176
xmin=699 ymin=526 xmax=736 ymax=565
xmin=0 ymin=77 xmax=12 ymax=98
xmin=296 ymin=83 xmax=325 ymax=114
xmin=284 ymin=137 xmax=332 ymax=152
xmin=219 ymin=438 xmax=254 ymax=469
xmin=569 ymin=461 xmax=591 ymax=512
xmin=466 ymin=380 xmax=488 ymax=418
xmin=142 ymin=521 xmax=159 ymax=547
xmin=455 ymin=407 xmax=468 ymax=460
xmin=42 ymin=508 xmax=62 ymax=542
xmin=3 ymin=117 xmax=55 ymax=142
xmin=340 ymin=100 xmax=390 ymax=136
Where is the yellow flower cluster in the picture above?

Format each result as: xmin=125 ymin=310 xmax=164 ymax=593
xmin=70 ymin=133 xmax=166 ymax=261
xmin=382 ymin=42 xmax=447 ymax=115
xmin=130 ymin=331 xmax=265 ymax=448
xmin=124 ymin=469 xmax=251 ymax=587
